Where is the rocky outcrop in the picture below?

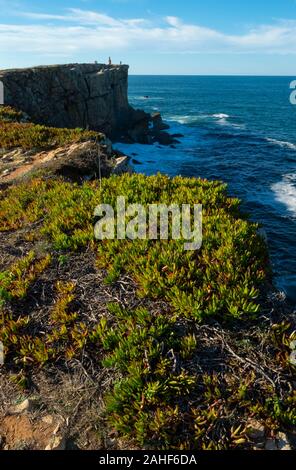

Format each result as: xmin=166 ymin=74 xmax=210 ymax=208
xmin=112 ymin=155 xmax=132 ymax=175
xmin=0 ymin=139 xmax=130 ymax=186
xmin=151 ymin=112 xmax=170 ymax=131
xmin=122 ymin=110 xmax=179 ymax=146
xmin=0 ymin=63 xmax=178 ymax=146
xmin=0 ymin=63 xmax=135 ymax=139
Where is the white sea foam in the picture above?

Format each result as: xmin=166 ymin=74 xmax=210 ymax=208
xmin=166 ymin=113 xmax=231 ymax=125
xmin=114 ymin=121 xmax=196 ymax=176
xmin=212 ymin=113 xmax=230 ymax=119
xmin=213 ymin=114 xmax=246 ymax=130
xmin=272 ymin=173 xmax=296 ymax=217
xmin=166 ymin=115 xmax=200 ymax=124
xmin=216 ymin=117 xmax=228 ymax=126
xmin=266 ymin=138 xmax=296 ymax=151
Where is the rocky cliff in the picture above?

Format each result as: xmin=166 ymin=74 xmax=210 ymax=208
xmin=0 ymin=63 xmax=178 ymax=145
xmin=0 ymin=63 xmax=142 ymax=139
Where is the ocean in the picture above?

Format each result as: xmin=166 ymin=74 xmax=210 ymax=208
xmin=115 ymin=76 xmax=296 ymax=305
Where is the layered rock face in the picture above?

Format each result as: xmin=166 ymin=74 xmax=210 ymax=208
xmin=0 ymin=63 xmax=137 ymax=138
xmin=0 ymin=63 xmax=179 ymax=146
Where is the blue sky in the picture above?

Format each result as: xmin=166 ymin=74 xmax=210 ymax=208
xmin=1 ymin=0 xmax=296 ymax=74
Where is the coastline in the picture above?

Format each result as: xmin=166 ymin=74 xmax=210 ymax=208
xmin=0 ymin=66 xmax=295 ymax=451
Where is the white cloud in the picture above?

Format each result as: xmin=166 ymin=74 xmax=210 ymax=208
xmin=20 ymin=8 xmax=148 ymax=28
xmin=1 ymin=9 xmax=296 ymax=57
xmin=67 ymin=9 xmax=122 ymax=26
xmin=166 ymin=16 xmax=182 ymax=28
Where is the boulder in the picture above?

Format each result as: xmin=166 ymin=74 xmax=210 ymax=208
xmin=127 ymin=108 xmax=151 ymax=144
xmin=151 ymin=112 xmax=170 ymax=131
xmin=112 ymin=156 xmax=132 ymax=175
xmin=45 ymin=435 xmax=66 ymax=451
xmin=8 ymin=398 xmax=33 ymax=415
xmin=152 ymin=131 xmax=179 ymax=146
xmin=171 ymin=133 xmax=184 ymax=138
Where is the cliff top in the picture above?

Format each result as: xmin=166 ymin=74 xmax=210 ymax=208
xmin=0 ymin=63 xmax=129 ymax=74
xmin=0 ymin=62 xmax=131 ymax=136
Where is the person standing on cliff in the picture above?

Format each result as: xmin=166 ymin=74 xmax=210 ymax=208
xmin=108 ymin=57 xmax=112 ymax=66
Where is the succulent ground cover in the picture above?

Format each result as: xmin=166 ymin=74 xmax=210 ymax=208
xmin=0 ymin=106 xmax=100 ymax=151
xmin=0 ymin=172 xmax=295 ymax=450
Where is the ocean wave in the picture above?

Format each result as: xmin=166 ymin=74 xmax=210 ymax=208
xmin=212 ymin=113 xmax=230 ymax=119
xmin=266 ymin=138 xmax=296 ymax=151
xmin=272 ymin=174 xmax=296 ymax=217
xmin=130 ymin=95 xmax=164 ymax=101
xmin=212 ymin=114 xmax=246 ymax=130
xmin=166 ymin=113 xmax=232 ymax=125
xmin=166 ymin=115 xmax=201 ymax=124
xmin=164 ymin=111 xmax=244 ymax=131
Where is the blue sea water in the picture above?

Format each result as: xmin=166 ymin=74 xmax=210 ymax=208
xmin=115 ymin=76 xmax=296 ymax=305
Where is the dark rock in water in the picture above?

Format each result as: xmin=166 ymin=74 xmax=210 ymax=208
xmin=152 ymin=131 xmax=178 ymax=146
xmin=170 ymin=145 xmax=177 ymax=149
xmin=171 ymin=133 xmax=184 ymax=138
xmin=131 ymin=152 xmax=138 ymax=156
xmin=151 ymin=112 xmax=170 ymax=131
xmin=127 ymin=110 xmax=151 ymax=144
xmin=125 ymin=110 xmax=176 ymax=146
xmin=132 ymin=159 xmax=142 ymax=165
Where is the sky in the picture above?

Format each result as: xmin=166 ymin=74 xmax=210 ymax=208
xmin=1 ymin=0 xmax=296 ymax=74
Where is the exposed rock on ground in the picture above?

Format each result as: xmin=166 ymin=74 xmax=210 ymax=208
xmin=112 ymin=155 xmax=132 ymax=175
xmin=0 ymin=139 xmax=130 ymax=186
xmin=8 ymin=398 xmax=33 ymax=415
xmin=0 ymin=412 xmax=65 ymax=450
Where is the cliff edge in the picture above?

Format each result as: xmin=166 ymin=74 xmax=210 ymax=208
xmin=0 ymin=63 xmax=178 ymax=145
xmin=0 ymin=63 xmax=139 ymax=139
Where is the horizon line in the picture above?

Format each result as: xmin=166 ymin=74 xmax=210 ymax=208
xmin=129 ymin=73 xmax=296 ymax=77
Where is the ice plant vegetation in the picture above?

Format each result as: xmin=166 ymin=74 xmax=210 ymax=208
xmin=94 ymin=196 xmax=203 ymax=250
xmin=0 ymin=170 xmax=295 ymax=449
xmin=0 ymin=105 xmax=295 ymax=450
xmin=0 ymin=105 xmax=100 ymax=150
